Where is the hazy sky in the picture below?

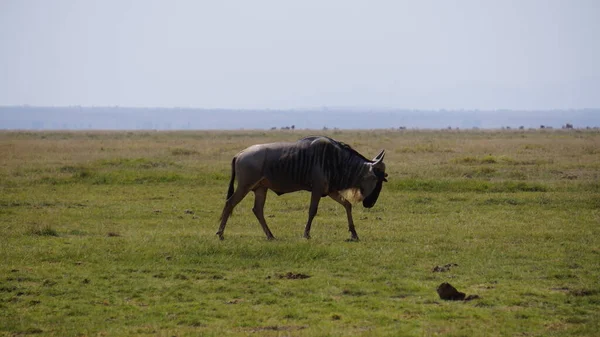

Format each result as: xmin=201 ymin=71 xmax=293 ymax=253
xmin=1 ymin=0 xmax=598 ymax=109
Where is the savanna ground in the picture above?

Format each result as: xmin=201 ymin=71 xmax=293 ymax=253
xmin=0 ymin=129 xmax=598 ymax=337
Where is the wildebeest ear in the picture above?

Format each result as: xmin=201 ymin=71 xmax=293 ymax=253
xmin=372 ymin=149 xmax=385 ymax=163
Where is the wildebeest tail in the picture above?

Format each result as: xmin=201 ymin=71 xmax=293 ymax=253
xmin=226 ymin=156 xmax=236 ymax=200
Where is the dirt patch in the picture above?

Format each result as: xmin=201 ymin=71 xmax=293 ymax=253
xmin=342 ymin=289 xmax=366 ymax=296
xmin=569 ymin=289 xmax=598 ymax=297
xmin=437 ymin=282 xmax=480 ymax=301
xmin=225 ymin=298 xmax=243 ymax=304
xmin=174 ymin=274 xmax=188 ymax=280
xmin=433 ymin=263 xmax=458 ymax=272
xmin=278 ymin=272 xmax=310 ymax=280
xmin=464 ymin=294 xmax=480 ymax=301
xmin=244 ymin=325 xmax=307 ymax=333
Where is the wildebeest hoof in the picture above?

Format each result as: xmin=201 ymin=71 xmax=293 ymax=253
xmin=303 ymin=234 xmax=311 ymax=239
xmin=266 ymin=236 xmax=276 ymax=241
xmin=346 ymin=236 xmax=360 ymax=242
xmin=216 ymin=232 xmax=224 ymax=240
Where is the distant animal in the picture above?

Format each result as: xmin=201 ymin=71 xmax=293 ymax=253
xmin=217 ymin=136 xmax=388 ymax=240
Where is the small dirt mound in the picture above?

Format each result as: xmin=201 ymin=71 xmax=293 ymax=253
xmin=437 ymin=282 xmax=480 ymax=301
xmin=437 ymin=282 xmax=466 ymax=300
xmin=245 ymin=325 xmax=307 ymax=333
xmin=433 ymin=263 xmax=458 ymax=272
xmin=278 ymin=272 xmax=310 ymax=280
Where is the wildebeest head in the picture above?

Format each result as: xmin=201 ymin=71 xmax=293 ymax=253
xmin=361 ymin=149 xmax=388 ymax=208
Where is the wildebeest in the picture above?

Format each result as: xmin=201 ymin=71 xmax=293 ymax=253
xmin=217 ymin=136 xmax=388 ymax=241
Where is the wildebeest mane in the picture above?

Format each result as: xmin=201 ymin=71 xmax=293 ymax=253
xmin=296 ymin=136 xmax=371 ymax=191
xmin=299 ymin=137 xmax=387 ymax=207
xmin=299 ymin=136 xmax=371 ymax=162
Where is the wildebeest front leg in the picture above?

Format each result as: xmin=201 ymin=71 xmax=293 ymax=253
xmin=329 ymin=192 xmax=359 ymax=241
xmin=303 ymin=190 xmax=322 ymax=239
xmin=252 ymin=187 xmax=275 ymax=240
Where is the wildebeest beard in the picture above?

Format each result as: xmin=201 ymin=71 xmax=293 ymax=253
xmin=362 ymin=170 xmax=387 ymax=208
xmin=362 ymin=180 xmax=382 ymax=208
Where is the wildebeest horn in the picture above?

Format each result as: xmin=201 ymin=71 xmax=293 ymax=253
xmin=372 ymin=149 xmax=385 ymax=163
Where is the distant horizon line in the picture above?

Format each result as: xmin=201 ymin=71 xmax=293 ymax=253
xmin=0 ymin=126 xmax=597 ymax=131
xmin=1 ymin=105 xmax=598 ymax=112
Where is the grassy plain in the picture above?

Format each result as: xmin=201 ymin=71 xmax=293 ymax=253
xmin=0 ymin=129 xmax=598 ymax=336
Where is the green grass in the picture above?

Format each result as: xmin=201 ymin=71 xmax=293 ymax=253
xmin=0 ymin=130 xmax=599 ymax=336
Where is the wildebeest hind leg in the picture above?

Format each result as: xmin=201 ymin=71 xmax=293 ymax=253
xmin=252 ymin=187 xmax=275 ymax=240
xmin=217 ymin=185 xmax=252 ymax=240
